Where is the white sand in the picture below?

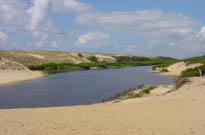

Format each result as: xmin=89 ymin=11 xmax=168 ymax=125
xmin=0 ymin=70 xmax=45 ymax=85
xmin=0 ymin=77 xmax=204 ymax=135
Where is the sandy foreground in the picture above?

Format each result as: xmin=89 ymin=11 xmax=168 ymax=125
xmin=0 ymin=70 xmax=45 ymax=85
xmin=0 ymin=77 xmax=205 ymax=135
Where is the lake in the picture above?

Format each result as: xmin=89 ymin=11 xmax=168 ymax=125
xmin=0 ymin=66 xmax=172 ymax=109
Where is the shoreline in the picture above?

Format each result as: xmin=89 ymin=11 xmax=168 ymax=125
xmin=0 ymin=62 xmax=205 ymax=135
xmin=0 ymin=77 xmax=204 ymax=135
xmin=0 ymin=70 xmax=46 ymax=86
xmin=0 ymin=65 xmax=152 ymax=86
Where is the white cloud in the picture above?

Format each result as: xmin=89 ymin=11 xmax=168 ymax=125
xmin=27 ymin=0 xmax=50 ymax=31
xmin=198 ymin=26 xmax=205 ymax=41
xmin=51 ymin=0 xmax=92 ymax=13
xmin=76 ymin=10 xmax=197 ymax=32
xmin=26 ymin=0 xmax=92 ymax=32
xmin=0 ymin=0 xmax=29 ymax=32
xmin=0 ymin=31 xmax=7 ymax=42
xmin=75 ymin=32 xmax=111 ymax=48
xmin=51 ymin=41 xmax=58 ymax=48
xmin=0 ymin=0 xmax=204 ymax=57
xmin=26 ymin=34 xmax=47 ymax=48
xmin=76 ymin=10 xmax=205 ymax=56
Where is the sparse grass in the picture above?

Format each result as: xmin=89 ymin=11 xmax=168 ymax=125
xmin=160 ymin=68 xmax=169 ymax=72
xmin=151 ymin=61 xmax=179 ymax=71
xmin=141 ymin=86 xmax=158 ymax=94
xmin=113 ymin=100 xmax=121 ymax=103
xmin=184 ymin=56 xmax=205 ymax=64
xmin=120 ymin=91 xmax=142 ymax=100
xmin=119 ymin=86 xmax=157 ymax=100
xmin=181 ymin=65 xmax=205 ymax=77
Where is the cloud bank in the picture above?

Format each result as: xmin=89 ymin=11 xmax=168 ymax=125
xmin=0 ymin=0 xmax=204 ymax=57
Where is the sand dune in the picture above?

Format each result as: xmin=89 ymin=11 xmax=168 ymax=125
xmin=0 ymin=77 xmax=204 ymax=135
xmin=0 ymin=57 xmax=45 ymax=85
xmin=0 ymin=70 xmax=44 ymax=85
xmin=153 ymin=62 xmax=202 ymax=76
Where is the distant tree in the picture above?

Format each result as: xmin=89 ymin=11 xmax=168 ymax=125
xmin=88 ymin=56 xmax=98 ymax=62
xmin=78 ymin=53 xmax=83 ymax=58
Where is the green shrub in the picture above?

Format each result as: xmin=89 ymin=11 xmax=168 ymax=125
xmin=152 ymin=66 xmax=157 ymax=70
xmin=120 ymin=91 xmax=142 ymax=99
xmin=78 ymin=53 xmax=83 ymax=58
xmin=88 ymin=56 xmax=98 ymax=62
xmin=119 ymin=86 xmax=157 ymax=100
xmin=141 ymin=86 xmax=157 ymax=94
xmin=181 ymin=65 xmax=205 ymax=77
xmin=160 ymin=68 xmax=169 ymax=72
xmin=185 ymin=56 xmax=205 ymax=64
xmin=135 ymin=93 xmax=142 ymax=97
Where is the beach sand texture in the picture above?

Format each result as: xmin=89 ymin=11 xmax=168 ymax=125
xmin=0 ymin=57 xmax=44 ymax=85
xmin=0 ymin=77 xmax=204 ymax=135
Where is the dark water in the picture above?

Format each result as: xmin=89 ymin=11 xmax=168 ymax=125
xmin=0 ymin=66 xmax=172 ymax=109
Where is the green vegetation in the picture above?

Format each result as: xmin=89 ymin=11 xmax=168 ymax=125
xmin=151 ymin=61 xmax=179 ymax=71
xmin=119 ymin=86 xmax=157 ymax=100
xmin=120 ymin=91 xmax=142 ymax=100
xmin=181 ymin=65 xmax=205 ymax=77
xmin=88 ymin=56 xmax=98 ymax=62
xmin=184 ymin=56 xmax=205 ymax=64
xmin=27 ymin=55 xmax=179 ymax=73
xmin=141 ymin=86 xmax=158 ymax=94
xmin=78 ymin=53 xmax=83 ymax=58
xmin=160 ymin=68 xmax=169 ymax=72
xmin=27 ymin=62 xmax=110 ymax=73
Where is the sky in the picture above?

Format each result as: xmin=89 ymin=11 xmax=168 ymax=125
xmin=0 ymin=0 xmax=205 ymax=58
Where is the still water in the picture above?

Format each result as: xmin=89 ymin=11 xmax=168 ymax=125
xmin=0 ymin=66 xmax=172 ymax=109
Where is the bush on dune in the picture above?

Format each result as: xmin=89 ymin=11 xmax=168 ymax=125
xmin=88 ymin=56 xmax=98 ymax=62
xmin=160 ymin=68 xmax=169 ymax=72
xmin=181 ymin=65 xmax=205 ymax=77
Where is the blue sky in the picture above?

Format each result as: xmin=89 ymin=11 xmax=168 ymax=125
xmin=0 ymin=0 xmax=205 ymax=58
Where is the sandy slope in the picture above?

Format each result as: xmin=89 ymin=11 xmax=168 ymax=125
xmin=0 ymin=77 xmax=204 ymax=135
xmin=0 ymin=70 xmax=44 ymax=85
xmin=152 ymin=62 xmax=202 ymax=76
xmin=0 ymin=57 xmax=45 ymax=85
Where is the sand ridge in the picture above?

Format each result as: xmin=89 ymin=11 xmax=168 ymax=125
xmin=152 ymin=62 xmax=202 ymax=76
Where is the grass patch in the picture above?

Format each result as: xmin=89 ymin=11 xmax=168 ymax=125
xmin=181 ymin=65 xmax=205 ymax=77
xmin=184 ymin=56 xmax=205 ymax=64
xmin=120 ymin=91 xmax=142 ymax=100
xmin=151 ymin=61 xmax=179 ymax=71
xmin=119 ymin=86 xmax=157 ymax=100
xmin=113 ymin=100 xmax=121 ymax=103
xmin=160 ymin=68 xmax=169 ymax=72
xmin=141 ymin=86 xmax=158 ymax=94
